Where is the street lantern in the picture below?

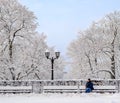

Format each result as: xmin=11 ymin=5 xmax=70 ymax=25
xmin=55 ymin=51 xmax=60 ymax=59
xmin=45 ymin=50 xmax=60 ymax=80
xmin=45 ymin=51 xmax=50 ymax=59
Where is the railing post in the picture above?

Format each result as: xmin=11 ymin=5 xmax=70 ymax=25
xmin=77 ymin=81 xmax=80 ymax=93
xmin=32 ymin=81 xmax=43 ymax=93
xmin=31 ymin=81 xmax=34 ymax=93
xmin=117 ymin=80 xmax=120 ymax=93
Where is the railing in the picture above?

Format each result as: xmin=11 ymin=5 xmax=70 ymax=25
xmin=0 ymin=79 xmax=119 ymax=93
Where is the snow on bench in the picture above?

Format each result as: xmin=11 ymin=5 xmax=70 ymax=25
xmin=93 ymin=86 xmax=116 ymax=93
xmin=43 ymin=85 xmax=117 ymax=93
xmin=78 ymin=86 xmax=116 ymax=93
xmin=0 ymin=86 xmax=32 ymax=93
xmin=43 ymin=86 xmax=79 ymax=93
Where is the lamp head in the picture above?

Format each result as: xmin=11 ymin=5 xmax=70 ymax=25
xmin=55 ymin=51 xmax=60 ymax=59
xmin=45 ymin=49 xmax=50 ymax=59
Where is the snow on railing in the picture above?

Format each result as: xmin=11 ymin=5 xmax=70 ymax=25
xmin=0 ymin=79 xmax=119 ymax=93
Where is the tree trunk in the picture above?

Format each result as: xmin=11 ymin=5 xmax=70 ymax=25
xmin=8 ymin=38 xmax=13 ymax=61
xmin=110 ymin=27 xmax=118 ymax=79
xmin=110 ymin=56 xmax=115 ymax=79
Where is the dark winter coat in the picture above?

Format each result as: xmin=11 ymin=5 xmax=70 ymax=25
xmin=86 ymin=81 xmax=94 ymax=90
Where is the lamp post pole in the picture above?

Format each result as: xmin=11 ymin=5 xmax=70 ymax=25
xmin=51 ymin=57 xmax=54 ymax=80
xmin=45 ymin=50 xmax=60 ymax=80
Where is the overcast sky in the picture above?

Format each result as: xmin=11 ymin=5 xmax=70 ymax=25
xmin=19 ymin=0 xmax=120 ymax=56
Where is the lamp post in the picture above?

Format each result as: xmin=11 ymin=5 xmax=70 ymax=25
xmin=45 ymin=50 xmax=60 ymax=80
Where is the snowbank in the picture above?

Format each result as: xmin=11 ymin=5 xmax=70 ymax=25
xmin=0 ymin=93 xmax=120 ymax=103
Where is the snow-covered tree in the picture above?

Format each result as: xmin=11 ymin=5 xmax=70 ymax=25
xmin=0 ymin=0 xmax=64 ymax=80
xmin=0 ymin=0 xmax=37 ymax=80
xmin=67 ymin=11 xmax=120 ymax=79
xmin=26 ymin=34 xmax=65 ymax=80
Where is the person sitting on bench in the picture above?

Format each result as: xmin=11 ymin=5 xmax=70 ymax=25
xmin=85 ymin=78 xmax=94 ymax=93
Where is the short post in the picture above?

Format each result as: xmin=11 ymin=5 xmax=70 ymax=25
xmin=77 ymin=81 xmax=80 ymax=93
xmin=117 ymin=80 xmax=120 ymax=93
xmin=32 ymin=81 xmax=43 ymax=93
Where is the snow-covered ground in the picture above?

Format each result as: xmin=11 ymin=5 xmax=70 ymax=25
xmin=0 ymin=93 xmax=120 ymax=103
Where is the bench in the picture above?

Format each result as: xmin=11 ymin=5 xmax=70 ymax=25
xmin=43 ymin=86 xmax=79 ymax=93
xmin=79 ymin=86 xmax=116 ymax=93
xmin=43 ymin=85 xmax=117 ymax=93
xmin=0 ymin=86 xmax=32 ymax=93
xmin=93 ymin=86 xmax=116 ymax=93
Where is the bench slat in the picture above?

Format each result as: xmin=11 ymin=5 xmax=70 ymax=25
xmin=0 ymin=86 xmax=32 ymax=93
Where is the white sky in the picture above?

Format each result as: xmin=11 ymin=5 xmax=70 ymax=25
xmin=19 ymin=0 xmax=120 ymax=56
